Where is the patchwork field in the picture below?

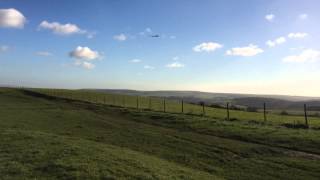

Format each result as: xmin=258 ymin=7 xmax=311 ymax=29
xmin=0 ymin=88 xmax=320 ymax=179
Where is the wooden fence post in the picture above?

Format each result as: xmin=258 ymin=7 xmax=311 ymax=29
xmin=136 ymin=96 xmax=139 ymax=109
xmin=263 ymin=102 xmax=267 ymax=123
xmin=202 ymin=103 xmax=205 ymax=116
xmin=149 ymin=98 xmax=151 ymax=110
xmin=304 ymin=104 xmax=309 ymax=128
xmin=163 ymin=99 xmax=166 ymax=112
xmin=227 ymin=102 xmax=230 ymax=120
xmin=181 ymin=100 xmax=184 ymax=113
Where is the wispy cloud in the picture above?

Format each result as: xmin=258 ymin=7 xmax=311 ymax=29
xmin=144 ymin=65 xmax=155 ymax=70
xmin=130 ymin=59 xmax=142 ymax=63
xmin=193 ymin=42 xmax=223 ymax=52
xmin=226 ymin=44 xmax=263 ymax=57
xmin=74 ymin=60 xmax=95 ymax=70
xmin=288 ymin=32 xmax=308 ymax=39
xmin=139 ymin=28 xmax=152 ymax=36
xmin=38 ymin=21 xmax=94 ymax=38
xmin=36 ymin=51 xmax=52 ymax=56
xmin=113 ymin=33 xmax=127 ymax=41
xmin=0 ymin=8 xmax=26 ymax=28
xmin=283 ymin=49 xmax=320 ymax=63
xmin=265 ymin=14 xmax=275 ymax=22
xmin=166 ymin=62 xmax=185 ymax=68
xmin=266 ymin=36 xmax=286 ymax=47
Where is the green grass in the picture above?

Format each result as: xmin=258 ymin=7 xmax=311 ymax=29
xmin=34 ymin=88 xmax=320 ymax=128
xmin=1 ymin=88 xmax=320 ymax=179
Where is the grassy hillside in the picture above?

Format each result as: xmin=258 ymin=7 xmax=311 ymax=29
xmin=89 ymin=89 xmax=320 ymax=110
xmin=1 ymin=88 xmax=320 ymax=179
xmin=33 ymin=88 xmax=320 ymax=128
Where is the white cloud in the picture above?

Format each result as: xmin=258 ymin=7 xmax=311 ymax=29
xmin=283 ymin=49 xmax=320 ymax=63
xmin=38 ymin=21 xmax=90 ymax=36
xmin=288 ymin=32 xmax=308 ymax=39
xmin=275 ymin=37 xmax=286 ymax=44
xmin=166 ymin=62 xmax=185 ymax=68
xmin=82 ymin=61 xmax=95 ymax=69
xmin=69 ymin=46 xmax=100 ymax=60
xmin=130 ymin=59 xmax=141 ymax=63
xmin=299 ymin=14 xmax=308 ymax=20
xmin=193 ymin=42 xmax=223 ymax=52
xmin=86 ymin=32 xmax=96 ymax=39
xmin=289 ymin=46 xmax=305 ymax=51
xmin=74 ymin=60 xmax=95 ymax=70
xmin=226 ymin=44 xmax=263 ymax=57
xmin=266 ymin=40 xmax=276 ymax=47
xmin=36 ymin=51 xmax=52 ymax=56
xmin=0 ymin=8 xmax=26 ymax=28
xmin=70 ymin=46 xmax=100 ymax=70
xmin=265 ymin=14 xmax=275 ymax=22
xmin=169 ymin=35 xmax=176 ymax=39
xmin=0 ymin=45 xmax=9 ymax=52
xmin=113 ymin=33 xmax=127 ymax=41
xmin=144 ymin=65 xmax=155 ymax=70
xmin=266 ymin=36 xmax=286 ymax=47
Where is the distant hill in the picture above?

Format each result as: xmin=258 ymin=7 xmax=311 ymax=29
xmin=86 ymin=89 xmax=320 ymax=110
xmin=233 ymin=97 xmax=320 ymax=110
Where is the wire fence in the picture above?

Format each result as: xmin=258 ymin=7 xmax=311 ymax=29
xmin=30 ymin=88 xmax=320 ymax=129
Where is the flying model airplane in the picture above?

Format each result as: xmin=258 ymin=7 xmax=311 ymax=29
xmin=150 ymin=34 xmax=160 ymax=38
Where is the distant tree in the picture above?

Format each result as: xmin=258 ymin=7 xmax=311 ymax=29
xmin=247 ymin=106 xmax=258 ymax=112
xmin=209 ymin=104 xmax=224 ymax=109
xmin=280 ymin=110 xmax=289 ymax=115
xmin=230 ymin=105 xmax=242 ymax=111
xmin=312 ymin=112 xmax=320 ymax=117
xmin=198 ymin=101 xmax=205 ymax=106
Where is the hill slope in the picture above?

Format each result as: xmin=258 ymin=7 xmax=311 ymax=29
xmin=89 ymin=89 xmax=320 ymax=110
xmin=1 ymin=88 xmax=320 ymax=179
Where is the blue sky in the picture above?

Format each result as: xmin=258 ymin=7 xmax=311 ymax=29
xmin=0 ymin=0 xmax=320 ymax=96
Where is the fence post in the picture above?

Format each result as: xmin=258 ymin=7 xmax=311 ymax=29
xmin=163 ymin=99 xmax=166 ymax=112
xmin=136 ymin=96 xmax=139 ymax=109
xmin=181 ymin=100 xmax=184 ymax=113
xmin=123 ymin=97 xmax=125 ymax=107
xmin=149 ymin=98 xmax=151 ymax=110
xmin=202 ymin=103 xmax=205 ymax=116
xmin=304 ymin=104 xmax=309 ymax=128
xmin=227 ymin=102 xmax=230 ymax=120
xmin=263 ymin=102 xmax=267 ymax=123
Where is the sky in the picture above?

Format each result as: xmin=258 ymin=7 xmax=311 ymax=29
xmin=0 ymin=0 xmax=320 ymax=96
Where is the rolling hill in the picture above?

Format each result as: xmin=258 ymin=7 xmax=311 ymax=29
xmin=1 ymin=88 xmax=320 ymax=179
xmin=88 ymin=89 xmax=320 ymax=110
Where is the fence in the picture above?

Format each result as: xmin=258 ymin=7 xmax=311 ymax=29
xmin=32 ymin=88 xmax=320 ymax=129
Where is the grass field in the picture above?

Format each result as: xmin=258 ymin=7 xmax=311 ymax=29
xmin=33 ymin=88 xmax=320 ymax=129
xmin=1 ymin=88 xmax=320 ymax=179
